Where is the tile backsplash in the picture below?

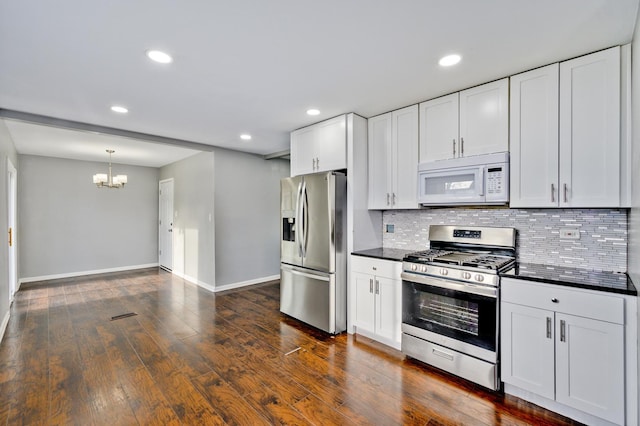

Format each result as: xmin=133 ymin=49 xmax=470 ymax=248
xmin=383 ymin=208 xmax=628 ymax=272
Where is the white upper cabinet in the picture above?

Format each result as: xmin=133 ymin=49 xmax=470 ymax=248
xmin=458 ymin=78 xmax=509 ymax=157
xmin=510 ymin=46 xmax=622 ymax=208
xmin=368 ymin=105 xmax=419 ymax=209
xmin=290 ymin=115 xmax=347 ymax=176
xmin=509 ymin=64 xmax=560 ymax=207
xmin=559 ymin=46 xmax=620 ymax=207
xmin=420 ymin=79 xmax=508 ymax=163
xmin=419 ymin=93 xmax=459 ymax=162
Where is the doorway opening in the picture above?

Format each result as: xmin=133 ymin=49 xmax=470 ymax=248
xmin=7 ymin=158 xmax=17 ymax=302
xmin=159 ymin=178 xmax=174 ymax=271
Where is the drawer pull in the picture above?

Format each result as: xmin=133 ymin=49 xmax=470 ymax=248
xmin=551 ymin=298 xmax=559 ymax=303
xmin=432 ymin=348 xmax=454 ymax=361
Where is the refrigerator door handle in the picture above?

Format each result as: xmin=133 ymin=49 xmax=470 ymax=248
xmin=302 ymin=180 xmax=309 ymax=258
xmin=296 ymin=181 xmax=304 ymax=258
xmin=287 ymin=267 xmax=331 ymax=282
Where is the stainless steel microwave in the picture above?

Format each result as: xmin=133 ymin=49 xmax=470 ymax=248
xmin=417 ymin=152 xmax=509 ymax=206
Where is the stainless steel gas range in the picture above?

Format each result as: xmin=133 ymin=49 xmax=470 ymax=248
xmin=401 ymin=225 xmax=516 ymax=390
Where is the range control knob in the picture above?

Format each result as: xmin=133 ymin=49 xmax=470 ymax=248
xmin=421 ymin=265 xmax=428 ymax=273
xmin=462 ymin=272 xmax=472 ymax=280
xmin=411 ymin=264 xmax=417 ymax=271
xmin=439 ymin=268 xmax=448 ymax=276
xmin=475 ymin=274 xmax=484 ymax=282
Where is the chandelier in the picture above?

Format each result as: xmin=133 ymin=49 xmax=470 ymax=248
xmin=93 ymin=149 xmax=128 ymax=188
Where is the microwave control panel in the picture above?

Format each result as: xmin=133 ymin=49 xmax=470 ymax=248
xmin=485 ymin=164 xmax=509 ymax=202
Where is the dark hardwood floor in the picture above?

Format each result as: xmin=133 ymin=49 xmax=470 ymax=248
xmin=0 ymin=268 xmax=581 ymax=425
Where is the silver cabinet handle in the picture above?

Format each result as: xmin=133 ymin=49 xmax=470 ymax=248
xmin=315 ymin=157 xmax=319 ymax=170
xmin=375 ymin=280 xmax=380 ymax=295
xmin=392 ymin=193 xmax=396 ymax=206
xmin=452 ymin=139 xmax=456 ymax=157
xmin=551 ymin=183 xmax=555 ymax=203
xmin=386 ymin=193 xmax=390 ymax=206
xmin=551 ymin=298 xmax=558 ymax=303
xmin=460 ymin=137 xmax=464 ymax=156
xmin=560 ymin=319 xmax=566 ymax=342
xmin=546 ymin=317 xmax=552 ymax=339
xmin=369 ymin=278 xmax=373 ymax=293
xmin=563 ymin=183 xmax=568 ymax=203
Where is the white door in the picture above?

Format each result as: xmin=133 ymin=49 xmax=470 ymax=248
xmin=7 ymin=159 xmax=17 ymax=302
xmin=367 ymin=113 xmax=392 ymax=209
xmin=509 ymin=63 xmax=559 ymax=207
xmin=158 ymin=179 xmax=174 ymax=271
xmin=555 ymin=313 xmax=625 ymax=424
xmin=419 ymin=93 xmax=459 ymax=162
xmin=392 ymin=105 xmax=419 ymax=209
xmin=500 ymin=302 xmax=555 ymax=400
xmin=459 ymin=78 xmax=509 ymax=157
xmin=353 ymin=272 xmax=376 ymax=335
xmin=559 ymin=46 xmax=620 ymax=207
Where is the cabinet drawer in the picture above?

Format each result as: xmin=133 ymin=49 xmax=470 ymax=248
xmin=501 ymin=278 xmax=624 ymax=324
xmin=351 ymin=256 xmax=401 ymax=279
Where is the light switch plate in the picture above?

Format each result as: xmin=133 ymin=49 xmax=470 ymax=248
xmin=560 ymin=228 xmax=580 ymax=240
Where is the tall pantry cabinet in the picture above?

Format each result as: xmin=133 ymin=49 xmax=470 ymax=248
xmin=510 ymin=46 xmax=630 ymax=208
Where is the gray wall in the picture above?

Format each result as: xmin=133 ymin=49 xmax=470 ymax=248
xmin=18 ymin=155 xmax=159 ymax=279
xmin=0 ymin=121 xmax=18 ymax=326
xmin=213 ymin=149 xmax=289 ymax=287
xmin=160 ymin=152 xmax=216 ymax=288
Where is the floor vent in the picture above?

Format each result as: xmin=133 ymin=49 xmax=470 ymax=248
xmin=110 ymin=312 xmax=138 ymax=321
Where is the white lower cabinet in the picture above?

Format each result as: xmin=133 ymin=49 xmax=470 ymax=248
xmin=501 ymin=278 xmax=626 ymax=425
xmin=351 ymin=256 xmax=402 ymax=349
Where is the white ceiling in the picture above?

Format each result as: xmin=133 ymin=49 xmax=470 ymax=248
xmin=1 ymin=0 xmax=638 ymax=163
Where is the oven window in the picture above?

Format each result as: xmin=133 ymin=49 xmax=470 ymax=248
xmin=416 ymin=293 xmax=479 ymax=335
xmin=403 ymin=280 xmax=497 ymax=351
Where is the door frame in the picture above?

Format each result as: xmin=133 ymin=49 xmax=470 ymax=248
xmin=7 ymin=158 xmax=17 ymax=302
xmin=158 ymin=178 xmax=174 ymax=271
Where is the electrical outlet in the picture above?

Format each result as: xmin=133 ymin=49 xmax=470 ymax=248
xmin=560 ymin=228 xmax=580 ymax=240
xmin=386 ymin=224 xmax=395 ymax=233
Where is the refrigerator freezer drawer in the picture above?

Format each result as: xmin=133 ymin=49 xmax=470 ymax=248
xmin=280 ymin=264 xmax=345 ymax=334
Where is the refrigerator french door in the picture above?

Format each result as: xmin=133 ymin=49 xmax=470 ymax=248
xmin=280 ymin=171 xmax=346 ymax=334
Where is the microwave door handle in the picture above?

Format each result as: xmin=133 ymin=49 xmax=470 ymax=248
xmin=478 ymin=168 xmax=485 ymax=197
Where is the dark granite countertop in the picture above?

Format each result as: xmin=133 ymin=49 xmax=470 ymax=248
xmin=501 ymin=263 xmax=637 ymax=296
xmin=351 ymin=247 xmax=414 ymax=262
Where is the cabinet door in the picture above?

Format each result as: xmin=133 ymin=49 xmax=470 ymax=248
xmin=555 ymin=313 xmax=624 ymax=425
xmin=290 ymin=126 xmax=316 ymax=176
xmin=501 ymin=302 xmax=555 ymax=400
xmin=559 ymin=46 xmax=620 ymax=207
xmin=509 ymin=64 xmax=559 ymax=207
xmin=353 ymin=272 xmax=376 ymax=335
xmin=459 ymin=78 xmax=509 ymax=157
xmin=419 ymin=93 xmax=459 ymax=162
xmin=375 ymin=277 xmax=401 ymax=344
xmin=315 ymin=115 xmax=347 ymax=173
xmin=368 ymin=113 xmax=393 ymax=209
xmin=392 ymin=105 xmax=419 ymax=209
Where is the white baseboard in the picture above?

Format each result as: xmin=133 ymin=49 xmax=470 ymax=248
xmin=0 ymin=310 xmax=10 ymax=344
xmin=171 ymin=270 xmax=216 ymax=293
xmin=19 ymin=263 xmax=159 ymax=286
xmin=214 ymin=274 xmax=279 ymax=292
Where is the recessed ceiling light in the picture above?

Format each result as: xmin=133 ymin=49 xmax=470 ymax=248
xmin=240 ymin=134 xmax=252 ymax=141
xmin=439 ymin=54 xmax=461 ymax=67
xmin=306 ymin=109 xmax=320 ymax=116
xmin=110 ymin=105 xmax=129 ymax=114
xmin=146 ymin=50 xmax=173 ymax=64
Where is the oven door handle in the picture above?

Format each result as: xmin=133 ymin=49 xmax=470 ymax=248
xmin=401 ymin=272 xmax=497 ymax=298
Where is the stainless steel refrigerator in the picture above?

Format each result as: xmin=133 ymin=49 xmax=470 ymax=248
xmin=280 ymin=171 xmax=346 ymax=334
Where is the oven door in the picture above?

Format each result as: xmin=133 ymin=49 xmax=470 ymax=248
xmin=401 ymin=272 xmax=497 ymax=361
